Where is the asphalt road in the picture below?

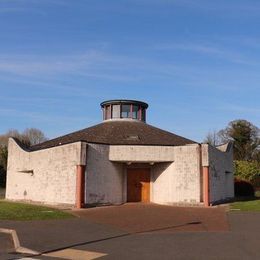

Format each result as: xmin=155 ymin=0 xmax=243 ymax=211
xmin=0 ymin=205 xmax=260 ymax=259
xmin=63 ymin=211 xmax=260 ymax=260
xmin=0 ymin=233 xmax=13 ymax=254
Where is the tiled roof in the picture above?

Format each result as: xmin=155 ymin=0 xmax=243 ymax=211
xmin=30 ymin=120 xmax=196 ymax=151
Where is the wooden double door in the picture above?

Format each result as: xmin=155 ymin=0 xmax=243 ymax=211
xmin=127 ymin=168 xmax=150 ymax=202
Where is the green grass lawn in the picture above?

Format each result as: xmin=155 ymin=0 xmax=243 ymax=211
xmin=230 ymin=199 xmax=260 ymax=212
xmin=0 ymin=200 xmax=74 ymax=220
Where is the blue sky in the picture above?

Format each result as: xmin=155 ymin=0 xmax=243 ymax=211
xmin=0 ymin=0 xmax=259 ymax=142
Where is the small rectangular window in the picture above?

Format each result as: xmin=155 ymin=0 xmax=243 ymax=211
xmin=121 ymin=104 xmax=131 ymax=118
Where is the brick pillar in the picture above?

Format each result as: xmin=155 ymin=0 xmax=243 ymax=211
xmin=203 ymin=166 xmax=210 ymax=207
xmin=76 ymin=165 xmax=86 ymax=209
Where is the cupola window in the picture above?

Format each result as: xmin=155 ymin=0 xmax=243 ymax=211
xmin=132 ymin=105 xmax=139 ymax=119
xmin=101 ymin=100 xmax=148 ymax=122
xmin=112 ymin=104 xmax=120 ymax=118
xmin=105 ymin=105 xmax=111 ymax=120
xmin=121 ymin=104 xmax=131 ymax=118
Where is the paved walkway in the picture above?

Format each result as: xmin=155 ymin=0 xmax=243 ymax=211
xmin=73 ymin=203 xmax=229 ymax=233
xmin=1 ymin=204 xmax=260 ymax=259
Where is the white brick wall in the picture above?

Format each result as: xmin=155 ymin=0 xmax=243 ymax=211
xmin=6 ymin=138 xmax=86 ymax=205
xmin=204 ymin=144 xmax=234 ymax=203
xmin=152 ymin=145 xmax=201 ymax=205
xmin=6 ymin=138 xmax=234 ymax=207
xmin=85 ymin=143 xmax=124 ymax=205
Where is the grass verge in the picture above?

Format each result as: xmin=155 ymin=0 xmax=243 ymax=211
xmin=0 ymin=201 xmax=74 ymax=221
xmin=230 ymin=199 xmax=260 ymax=212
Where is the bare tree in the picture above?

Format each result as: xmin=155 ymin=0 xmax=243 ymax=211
xmin=0 ymin=129 xmax=22 ymax=147
xmin=204 ymin=130 xmax=221 ymax=146
xmin=0 ymin=128 xmax=48 ymax=187
xmin=23 ymin=128 xmax=48 ymax=146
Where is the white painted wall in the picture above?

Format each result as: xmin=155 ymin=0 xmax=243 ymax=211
xmin=6 ymin=138 xmax=86 ymax=205
xmin=151 ymin=145 xmax=201 ymax=205
xmin=202 ymin=143 xmax=234 ymax=203
xmin=208 ymin=144 xmax=234 ymax=202
xmin=85 ymin=143 xmax=125 ymax=205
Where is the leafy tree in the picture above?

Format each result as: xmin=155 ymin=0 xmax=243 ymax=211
xmin=218 ymin=120 xmax=259 ymax=161
xmin=205 ymin=120 xmax=260 ymax=188
xmin=205 ymin=120 xmax=259 ymax=161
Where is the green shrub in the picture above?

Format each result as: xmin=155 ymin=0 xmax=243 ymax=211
xmin=234 ymin=160 xmax=260 ymax=185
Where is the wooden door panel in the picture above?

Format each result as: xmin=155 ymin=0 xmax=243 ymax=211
xmin=127 ymin=172 xmax=141 ymax=202
xmin=127 ymin=168 xmax=150 ymax=202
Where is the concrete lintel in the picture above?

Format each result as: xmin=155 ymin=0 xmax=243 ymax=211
xmin=109 ymin=145 xmax=175 ymax=162
xmin=110 ymin=160 xmax=173 ymax=163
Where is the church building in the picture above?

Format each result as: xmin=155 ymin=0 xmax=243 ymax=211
xmin=6 ymin=100 xmax=234 ymax=208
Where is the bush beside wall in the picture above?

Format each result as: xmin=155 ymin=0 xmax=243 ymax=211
xmin=234 ymin=160 xmax=260 ymax=188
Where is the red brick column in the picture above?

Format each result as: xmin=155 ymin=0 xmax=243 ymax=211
xmin=76 ymin=165 xmax=86 ymax=209
xmin=203 ymin=166 xmax=210 ymax=207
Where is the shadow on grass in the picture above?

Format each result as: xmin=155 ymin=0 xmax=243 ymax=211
xmin=233 ymin=190 xmax=260 ymax=202
xmin=229 ymin=193 xmax=260 ymax=212
xmin=233 ymin=196 xmax=260 ymax=202
xmin=211 ymin=194 xmax=260 ymax=207
xmin=0 ymin=188 xmax=5 ymax=199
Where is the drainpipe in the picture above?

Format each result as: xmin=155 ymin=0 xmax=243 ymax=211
xmin=76 ymin=165 xmax=86 ymax=209
xmin=203 ymin=166 xmax=210 ymax=207
xmin=200 ymin=144 xmax=210 ymax=207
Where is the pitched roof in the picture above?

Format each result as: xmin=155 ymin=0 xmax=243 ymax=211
xmin=30 ymin=120 xmax=196 ymax=151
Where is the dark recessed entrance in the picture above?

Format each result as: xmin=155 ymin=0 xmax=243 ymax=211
xmin=127 ymin=168 xmax=150 ymax=202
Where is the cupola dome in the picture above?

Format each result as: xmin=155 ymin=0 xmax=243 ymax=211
xmin=100 ymin=99 xmax=148 ymax=122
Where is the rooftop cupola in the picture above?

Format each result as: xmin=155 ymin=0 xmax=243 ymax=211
xmin=100 ymin=99 xmax=148 ymax=122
